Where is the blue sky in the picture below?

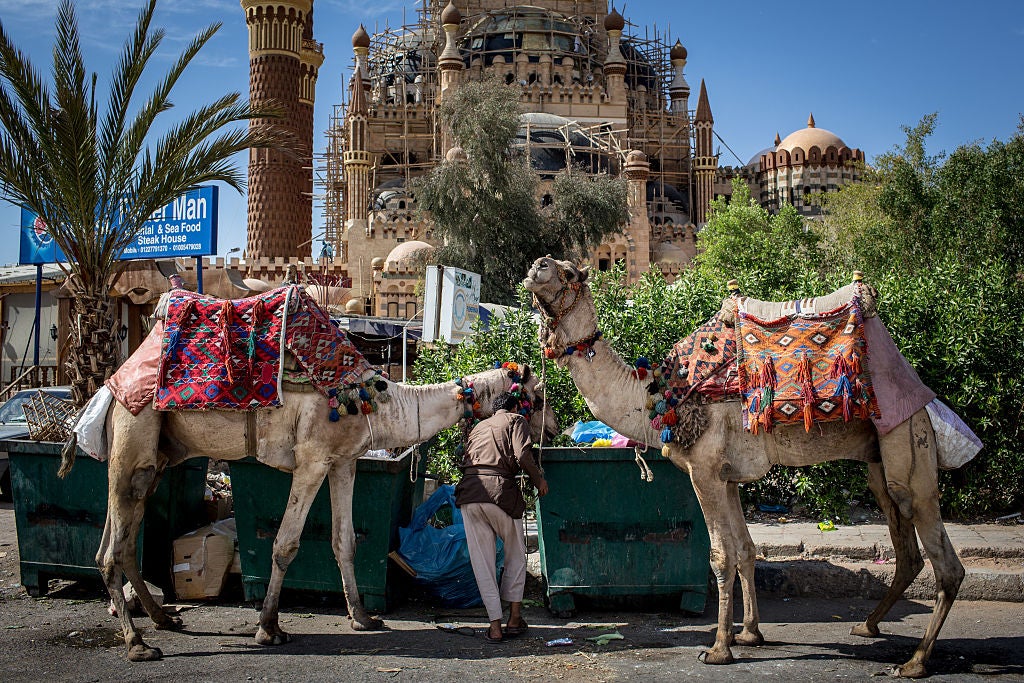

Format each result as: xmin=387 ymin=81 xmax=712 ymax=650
xmin=1 ymin=0 xmax=1022 ymax=266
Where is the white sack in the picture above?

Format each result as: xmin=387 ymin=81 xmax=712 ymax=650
xmin=926 ymin=398 xmax=983 ymax=470
xmin=73 ymin=385 xmax=113 ymax=462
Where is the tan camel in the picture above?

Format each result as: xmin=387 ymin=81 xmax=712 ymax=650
xmin=71 ymin=365 xmax=555 ymax=662
xmin=524 ymin=256 xmax=964 ymax=678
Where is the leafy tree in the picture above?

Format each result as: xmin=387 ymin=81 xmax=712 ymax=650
xmin=414 ymin=79 xmax=628 ymax=304
xmin=816 ymin=115 xmax=1024 ymax=517
xmin=696 ymin=179 xmax=831 ymax=298
xmin=0 ymin=0 xmax=287 ymax=404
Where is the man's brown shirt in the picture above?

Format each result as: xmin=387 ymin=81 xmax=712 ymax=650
xmin=454 ymin=410 xmax=544 ymax=519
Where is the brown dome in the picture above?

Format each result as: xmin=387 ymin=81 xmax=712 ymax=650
xmin=385 ymin=240 xmax=435 ymax=268
xmin=352 ymin=25 xmax=370 ymax=49
xmin=777 ymin=124 xmax=847 ymax=153
xmin=446 ymin=146 xmax=468 ymax=162
xmin=440 ymin=1 xmax=461 ymax=26
xmin=604 ymin=7 xmax=625 ymax=31
xmin=670 ymin=39 xmax=687 ymax=61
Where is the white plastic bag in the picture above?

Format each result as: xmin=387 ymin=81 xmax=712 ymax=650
xmin=72 ymin=385 xmax=113 ymax=461
xmin=926 ymin=399 xmax=982 ymax=470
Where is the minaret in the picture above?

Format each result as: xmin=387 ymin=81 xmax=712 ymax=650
xmin=242 ymin=0 xmax=315 ymax=259
xmin=437 ymin=2 xmax=464 ymax=154
xmin=298 ymin=10 xmax=324 ymax=250
xmin=668 ymin=40 xmax=689 ymax=114
xmin=344 ymin=26 xmax=372 ymax=227
xmin=602 ymin=7 xmax=626 ymax=102
xmin=623 ymin=150 xmax=652 ymax=279
xmin=692 ymin=79 xmax=715 ymax=225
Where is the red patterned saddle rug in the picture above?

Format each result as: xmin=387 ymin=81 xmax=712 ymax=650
xmin=658 ymin=316 xmax=741 ymax=403
xmin=156 ymin=286 xmax=380 ymax=413
xmin=736 ymin=297 xmax=880 ymax=433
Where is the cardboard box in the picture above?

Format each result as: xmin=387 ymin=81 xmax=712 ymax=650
xmin=172 ymin=521 xmax=236 ymax=600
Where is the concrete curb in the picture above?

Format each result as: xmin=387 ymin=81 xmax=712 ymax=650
xmin=748 ymin=522 xmax=1024 ymax=602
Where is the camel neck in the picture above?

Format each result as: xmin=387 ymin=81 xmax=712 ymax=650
xmin=562 ymin=339 xmax=661 ymax=446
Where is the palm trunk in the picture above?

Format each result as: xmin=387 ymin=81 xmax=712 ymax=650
xmin=64 ymin=277 xmax=121 ymax=407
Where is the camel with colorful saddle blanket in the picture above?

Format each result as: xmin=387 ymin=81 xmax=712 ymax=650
xmin=60 ymin=281 xmax=557 ymax=662
xmin=525 ymin=257 xmax=980 ymax=678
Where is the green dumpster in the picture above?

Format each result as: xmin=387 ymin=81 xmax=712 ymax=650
xmin=2 ymin=439 xmax=208 ymax=596
xmin=535 ymin=447 xmax=710 ymax=616
xmin=231 ymin=445 xmax=427 ymax=612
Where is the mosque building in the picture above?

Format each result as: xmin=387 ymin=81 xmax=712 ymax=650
xmin=323 ymin=0 xmax=717 ymax=314
xmin=715 ymin=114 xmax=865 ymax=216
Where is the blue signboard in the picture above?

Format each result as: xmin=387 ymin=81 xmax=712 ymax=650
xmin=18 ymin=185 xmax=219 ymax=265
xmin=19 ymin=209 xmax=63 ymax=265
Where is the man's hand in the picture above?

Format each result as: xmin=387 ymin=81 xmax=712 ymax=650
xmin=535 ymin=478 xmax=549 ymax=497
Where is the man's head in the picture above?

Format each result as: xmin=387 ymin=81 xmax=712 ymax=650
xmin=492 ymin=391 xmax=521 ymax=414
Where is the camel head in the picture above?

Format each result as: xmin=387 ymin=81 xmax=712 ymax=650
xmin=509 ymin=363 xmax=559 ymax=445
xmin=522 ymin=256 xmax=597 ymax=354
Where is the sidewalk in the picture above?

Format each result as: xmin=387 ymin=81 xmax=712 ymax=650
xmin=746 ymin=521 xmax=1024 ymax=602
xmin=524 ymin=519 xmax=1024 ymax=602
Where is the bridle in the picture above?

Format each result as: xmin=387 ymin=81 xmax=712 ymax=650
xmin=532 ymin=270 xmax=599 ymax=359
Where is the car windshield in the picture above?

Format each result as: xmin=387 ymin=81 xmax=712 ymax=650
xmin=0 ymin=395 xmax=32 ymax=423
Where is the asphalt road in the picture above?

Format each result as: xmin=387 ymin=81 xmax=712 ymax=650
xmin=2 ymin=504 xmax=1023 ymax=681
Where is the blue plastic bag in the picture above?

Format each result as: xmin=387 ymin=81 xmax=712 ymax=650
xmin=571 ymin=420 xmax=617 ymax=444
xmin=398 ymin=485 xmax=503 ymax=608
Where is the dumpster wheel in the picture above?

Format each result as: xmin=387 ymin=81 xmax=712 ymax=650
xmin=540 ymin=576 xmax=576 ymax=619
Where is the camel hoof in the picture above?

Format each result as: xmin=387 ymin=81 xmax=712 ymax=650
xmin=699 ymin=648 xmax=735 ymax=665
xmin=894 ymin=662 xmax=927 ymax=678
xmin=734 ymin=629 xmax=764 ymax=647
xmin=153 ymin=615 xmax=183 ymax=631
xmin=255 ymin=627 xmax=290 ymax=646
xmin=127 ymin=644 xmax=163 ymax=662
xmin=851 ymin=622 xmax=880 ymax=638
xmin=350 ymin=615 xmax=385 ymax=632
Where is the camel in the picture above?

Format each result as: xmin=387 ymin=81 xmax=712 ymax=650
xmin=66 ymin=363 xmax=556 ymax=662
xmin=524 ymin=256 xmax=965 ymax=678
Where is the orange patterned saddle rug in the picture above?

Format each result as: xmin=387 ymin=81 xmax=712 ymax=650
xmin=736 ymin=297 xmax=880 ymax=433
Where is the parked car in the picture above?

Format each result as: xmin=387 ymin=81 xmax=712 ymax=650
xmin=0 ymin=386 xmax=72 ymax=501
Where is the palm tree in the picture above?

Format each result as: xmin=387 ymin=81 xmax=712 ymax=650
xmin=0 ymin=0 xmax=289 ymax=405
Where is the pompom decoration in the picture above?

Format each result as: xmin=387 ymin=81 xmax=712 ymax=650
xmin=660 ymin=428 xmax=674 ymax=443
xmin=662 ymin=445 xmax=672 ymax=458
xmin=346 ymin=402 xmax=359 ymax=415
xmin=358 ymin=388 xmax=370 ymax=400
xmin=375 ymin=380 xmax=388 ymax=392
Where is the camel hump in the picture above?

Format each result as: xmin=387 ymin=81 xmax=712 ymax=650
xmin=718 ymin=280 xmax=878 ymax=326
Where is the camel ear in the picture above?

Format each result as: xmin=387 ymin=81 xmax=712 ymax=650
xmin=520 ymin=364 xmax=531 ymax=384
xmin=578 ymin=265 xmax=590 ymax=283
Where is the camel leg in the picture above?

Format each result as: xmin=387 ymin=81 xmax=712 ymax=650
xmin=889 ymin=411 xmax=964 ymax=678
xmin=851 ymin=461 xmax=924 ymax=638
xmin=255 ymin=450 xmax=332 ymax=646
xmin=690 ymin=473 xmax=738 ymax=665
xmin=327 ymin=456 xmax=384 ymax=631
xmin=727 ymin=483 xmax=763 ymax=647
xmin=97 ymin=406 xmax=174 ymax=661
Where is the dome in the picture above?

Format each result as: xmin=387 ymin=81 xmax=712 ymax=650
xmin=462 ymin=7 xmax=583 ymax=64
xmin=385 ymin=240 xmax=434 ymax=267
xmin=516 ymin=113 xmax=614 ymax=176
xmin=446 ymin=146 xmax=468 ymax=162
xmin=670 ymin=39 xmax=687 ymax=61
xmin=345 ymin=298 xmax=365 ymax=315
xmin=777 ymin=114 xmax=848 ymax=153
xmin=352 ymin=25 xmax=370 ymax=49
xmin=746 ymin=146 xmax=776 ymax=170
xmin=371 ymin=257 xmax=386 ymax=269
xmin=242 ymin=277 xmax=273 ymax=293
xmin=626 ymin=149 xmax=648 ymax=164
xmin=604 ymin=7 xmax=625 ymax=31
xmin=440 ymin=1 xmax=461 ymax=26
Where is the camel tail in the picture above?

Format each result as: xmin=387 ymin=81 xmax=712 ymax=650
xmin=58 ymin=432 xmax=77 ymax=479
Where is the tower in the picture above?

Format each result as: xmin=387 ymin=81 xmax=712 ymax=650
xmin=436 ymin=2 xmax=464 ymax=154
xmin=602 ymin=7 xmax=626 ymax=103
xmin=344 ymin=27 xmax=371 ymax=227
xmin=692 ymin=79 xmax=715 ymax=225
xmin=668 ymin=40 xmax=689 ymax=115
xmin=242 ymin=0 xmax=318 ymax=259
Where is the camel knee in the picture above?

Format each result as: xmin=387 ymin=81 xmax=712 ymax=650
xmin=129 ymin=466 xmax=159 ymax=500
xmin=273 ymin=540 xmax=300 ymax=570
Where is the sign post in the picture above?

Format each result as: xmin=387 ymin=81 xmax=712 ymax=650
xmin=421 ymin=266 xmax=481 ymax=344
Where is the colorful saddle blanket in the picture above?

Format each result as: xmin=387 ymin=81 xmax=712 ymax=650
xmin=156 ymin=286 xmax=380 ymax=412
xmin=658 ymin=316 xmax=741 ymax=403
xmin=736 ymin=298 xmax=880 ymax=433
